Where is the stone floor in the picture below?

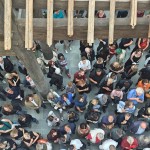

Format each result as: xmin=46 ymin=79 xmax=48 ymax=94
xmin=0 ymin=39 xmax=150 ymax=150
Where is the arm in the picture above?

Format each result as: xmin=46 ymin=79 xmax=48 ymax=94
xmin=32 ymin=132 xmax=40 ymax=144
xmin=124 ymin=40 xmax=133 ymax=47
xmin=89 ymin=77 xmax=97 ymax=84
xmin=143 ymin=40 xmax=150 ymax=51
xmin=130 ymin=52 xmax=136 ymax=62
xmin=138 ymin=38 xmax=141 ymax=48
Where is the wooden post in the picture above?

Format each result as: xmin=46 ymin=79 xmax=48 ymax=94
xmin=148 ymin=23 xmax=150 ymax=38
xmin=130 ymin=0 xmax=137 ymax=29
xmin=109 ymin=0 xmax=116 ymax=44
xmin=47 ymin=0 xmax=53 ymax=47
xmin=4 ymin=0 xmax=12 ymax=50
xmin=67 ymin=0 xmax=74 ymax=37
xmin=87 ymin=0 xmax=95 ymax=46
xmin=25 ymin=0 xmax=33 ymax=49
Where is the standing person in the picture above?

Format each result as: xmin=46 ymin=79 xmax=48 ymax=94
xmin=93 ymin=57 xmax=105 ymax=70
xmin=117 ymin=10 xmax=128 ymax=18
xmin=79 ymin=40 xmax=87 ymax=54
xmin=119 ymin=38 xmax=133 ymax=50
xmin=53 ymin=10 xmax=64 ymax=19
xmin=73 ymin=69 xmax=86 ymax=84
xmin=63 ymin=40 xmax=72 ymax=53
xmin=96 ymin=10 xmax=106 ymax=18
xmin=110 ymin=62 xmax=124 ymax=74
xmin=77 ymin=123 xmax=90 ymax=137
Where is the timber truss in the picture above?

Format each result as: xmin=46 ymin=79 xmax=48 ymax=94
xmin=0 ymin=0 xmax=150 ymax=54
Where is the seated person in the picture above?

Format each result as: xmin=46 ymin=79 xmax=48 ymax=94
xmin=137 ymin=79 xmax=150 ymax=99
xmin=128 ymin=121 xmax=148 ymax=134
xmin=73 ymin=69 xmax=86 ymax=84
xmin=77 ymin=123 xmax=90 ymax=138
xmin=66 ymin=81 xmax=76 ymax=97
xmin=74 ymin=94 xmax=87 ymax=112
xmin=18 ymin=114 xmax=39 ymax=127
xmin=59 ymin=123 xmax=76 ymax=135
xmin=47 ymin=129 xmax=61 ymax=143
xmin=109 ymin=61 xmax=124 ymax=74
xmin=116 ymin=113 xmax=132 ymax=128
xmin=117 ymin=100 xmax=135 ymax=114
xmin=67 ymin=111 xmax=79 ymax=123
xmin=93 ymin=57 xmax=105 ymax=70
xmin=70 ymin=139 xmax=86 ymax=150
xmin=99 ymin=114 xmax=116 ymax=130
xmin=89 ymin=68 xmax=105 ymax=87
xmin=87 ymin=99 xmax=101 ymax=112
xmin=110 ymin=88 xmax=124 ymax=104
xmin=127 ymin=87 xmax=144 ymax=105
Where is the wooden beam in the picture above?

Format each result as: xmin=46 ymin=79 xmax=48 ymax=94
xmin=87 ymin=0 xmax=95 ymax=45
xmin=109 ymin=0 xmax=116 ymax=44
xmin=25 ymin=0 xmax=33 ymax=49
xmin=4 ymin=0 xmax=12 ymax=50
xmin=148 ymin=22 xmax=150 ymax=38
xmin=67 ymin=0 xmax=74 ymax=37
xmin=0 ymin=49 xmax=16 ymax=56
xmin=47 ymin=0 xmax=53 ymax=46
xmin=12 ymin=0 xmax=150 ymax=10
xmin=0 ymin=18 xmax=148 ymax=43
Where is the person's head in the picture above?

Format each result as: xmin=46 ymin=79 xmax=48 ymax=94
xmin=23 ymin=132 xmax=31 ymax=139
xmin=59 ymin=55 xmax=65 ymax=61
xmin=80 ymin=123 xmax=88 ymax=130
xmin=96 ymin=68 xmax=102 ymax=76
xmin=69 ymin=145 xmax=75 ymax=150
xmin=47 ymin=91 xmax=54 ymax=100
xmin=0 ymin=142 xmax=6 ymax=149
xmin=109 ymin=145 xmax=116 ymax=150
xmin=107 ymin=78 xmax=114 ymax=85
xmin=50 ymin=129 xmax=57 ymax=137
xmin=10 ymin=128 xmax=18 ymax=138
xmin=64 ymin=125 xmax=71 ymax=133
xmin=77 ymin=79 xmax=86 ymax=86
xmin=140 ymin=121 xmax=147 ymax=129
xmin=97 ymin=57 xmax=104 ymax=64
xmin=142 ymin=79 xmax=149 ymax=85
xmin=91 ymin=99 xmax=99 ymax=105
xmin=5 ymin=73 xmax=13 ymax=79
xmin=0 ymin=57 xmax=4 ymax=64
xmin=68 ymin=111 xmax=75 ymax=119
xmin=5 ymin=87 xmax=13 ymax=94
xmin=18 ymin=114 xmax=26 ymax=122
xmin=47 ymin=115 xmax=54 ymax=122
xmin=67 ymin=81 xmax=73 ymax=87
xmin=3 ymin=104 xmax=13 ymax=112
xmin=112 ymin=62 xmax=120 ymax=68
xmin=135 ymin=49 xmax=142 ymax=55
xmin=48 ymin=60 xmax=55 ymax=66
xmin=78 ymin=69 xmax=85 ymax=76
xmin=108 ymin=115 xmax=114 ymax=123
xmin=61 ymin=93 xmax=68 ymax=101
xmin=78 ymin=95 xmax=85 ymax=102
xmin=145 ymin=107 xmax=150 ymax=116
xmin=136 ymin=87 xmax=144 ymax=96
xmin=110 ymin=72 xmax=116 ymax=79
xmin=125 ymin=113 xmax=131 ymax=120
xmin=60 ymin=135 xmax=66 ymax=143
xmin=125 ymin=101 xmax=134 ymax=108
xmin=85 ymin=47 xmax=91 ymax=53
xmin=96 ymin=132 xmax=104 ymax=140
xmin=26 ymin=94 xmax=34 ymax=102
xmin=81 ymin=56 xmax=87 ymax=64
xmin=127 ymin=136 xmax=134 ymax=145
xmin=131 ymin=65 xmax=138 ymax=72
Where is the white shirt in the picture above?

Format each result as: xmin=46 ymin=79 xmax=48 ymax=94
xmin=31 ymin=99 xmax=38 ymax=107
xmin=78 ymin=60 xmax=91 ymax=70
xmin=70 ymin=139 xmax=83 ymax=150
xmin=99 ymin=139 xmax=118 ymax=150
xmin=0 ymin=62 xmax=4 ymax=70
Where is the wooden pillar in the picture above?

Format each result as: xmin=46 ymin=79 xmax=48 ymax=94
xmin=67 ymin=0 xmax=74 ymax=37
xmin=47 ymin=0 xmax=53 ymax=47
xmin=148 ymin=23 xmax=150 ymax=38
xmin=109 ymin=0 xmax=116 ymax=44
xmin=130 ymin=0 xmax=137 ymax=29
xmin=87 ymin=0 xmax=95 ymax=46
xmin=25 ymin=0 xmax=33 ymax=49
xmin=4 ymin=0 xmax=12 ymax=50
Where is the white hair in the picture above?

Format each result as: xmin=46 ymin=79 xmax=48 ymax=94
xmin=136 ymin=87 xmax=144 ymax=95
xmin=127 ymin=136 xmax=134 ymax=145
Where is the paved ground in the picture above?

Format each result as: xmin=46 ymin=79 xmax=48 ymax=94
xmin=0 ymin=39 xmax=149 ymax=150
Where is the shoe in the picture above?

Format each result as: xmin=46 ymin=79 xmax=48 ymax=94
xmin=33 ymin=119 xmax=39 ymax=124
xmin=65 ymin=50 xmax=68 ymax=53
xmin=35 ymin=109 xmax=40 ymax=114
xmin=2 ymin=80 xmax=6 ymax=84
xmin=61 ymin=117 xmax=64 ymax=121
xmin=67 ymin=73 xmax=71 ymax=78
xmin=61 ymin=86 xmax=65 ymax=91
xmin=69 ymin=47 xmax=72 ymax=51
xmin=41 ymin=103 xmax=46 ymax=109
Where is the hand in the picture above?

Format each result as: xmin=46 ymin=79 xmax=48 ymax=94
xmin=122 ymin=120 xmax=127 ymax=124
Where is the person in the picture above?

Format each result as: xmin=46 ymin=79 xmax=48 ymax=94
xmin=121 ymin=64 xmax=138 ymax=79
xmin=53 ymin=10 xmax=64 ymax=18
xmin=5 ymin=72 xmax=20 ymax=88
xmin=127 ymin=87 xmax=144 ymax=105
xmin=117 ymin=10 xmax=128 ymax=18
xmin=116 ymin=113 xmax=132 ymax=128
xmin=65 ymin=81 xmax=76 ymax=98
xmin=139 ymin=64 xmax=150 ymax=80
xmin=22 ymin=131 xmax=40 ymax=148
xmin=96 ymin=10 xmax=106 ymax=18
xmin=36 ymin=139 xmax=52 ymax=150
xmin=77 ymin=123 xmax=90 ymax=138
xmin=87 ymin=99 xmax=101 ymax=112
xmin=57 ymin=53 xmax=71 ymax=78
xmin=47 ymin=129 xmax=61 ymax=143
xmin=0 ymin=57 xmax=14 ymax=73
xmin=99 ymin=114 xmax=116 ymax=130
xmin=115 ymin=48 xmax=126 ymax=64
xmin=137 ymin=79 xmax=150 ymax=99
xmin=79 ymin=40 xmax=87 ymax=54
xmin=59 ymin=123 xmax=76 ymax=135
xmin=109 ymin=62 xmax=124 ymax=74
xmin=78 ymin=56 xmax=91 ymax=72
xmin=125 ymin=49 xmax=143 ymax=68
xmin=89 ymin=68 xmax=105 ymax=87
xmin=105 ymin=72 xmax=117 ymax=83
xmin=117 ymin=101 xmax=135 ymax=114
xmin=119 ymin=38 xmax=133 ymax=50
xmin=73 ymin=69 xmax=86 ymax=84
xmin=137 ymin=38 xmax=149 ymax=52
xmin=67 ymin=111 xmax=79 ymax=123
xmin=18 ymin=114 xmax=39 ymax=128
xmin=63 ymin=40 xmax=72 ymax=53
xmin=25 ymin=94 xmax=45 ymax=114
xmin=74 ymin=94 xmax=87 ymax=112
xmin=137 ymin=134 xmax=150 ymax=149
xmin=108 ymin=42 xmax=118 ymax=61
xmin=110 ymin=88 xmax=124 ymax=104
xmin=93 ymin=57 xmax=105 ymax=70
xmin=128 ymin=121 xmax=147 ymax=134
xmin=99 ymin=139 xmax=118 ymax=150
xmin=121 ymin=136 xmax=138 ymax=150
xmin=70 ymin=139 xmax=86 ymax=150
xmin=76 ymin=79 xmax=91 ymax=95
xmin=46 ymin=111 xmax=60 ymax=127
xmin=85 ymin=128 xmax=105 ymax=144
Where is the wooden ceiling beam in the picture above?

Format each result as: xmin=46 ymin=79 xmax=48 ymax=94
xmin=12 ymin=0 xmax=150 ymax=10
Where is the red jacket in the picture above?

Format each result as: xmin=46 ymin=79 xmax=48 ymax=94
xmin=121 ymin=137 xmax=138 ymax=150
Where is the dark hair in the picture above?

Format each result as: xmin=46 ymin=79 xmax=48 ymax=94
xmin=142 ymin=79 xmax=149 ymax=84
xmin=47 ymin=115 xmax=54 ymax=122
xmin=96 ymin=68 xmax=102 ymax=72
xmin=69 ymin=145 xmax=75 ymax=150
xmin=61 ymin=93 xmax=67 ymax=99
xmin=80 ymin=123 xmax=87 ymax=129
xmin=81 ymin=56 xmax=87 ymax=61
xmin=25 ymin=94 xmax=33 ymax=102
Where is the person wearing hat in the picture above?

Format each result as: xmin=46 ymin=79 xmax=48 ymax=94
xmin=99 ymin=139 xmax=118 ymax=150
xmin=137 ymin=134 xmax=150 ymax=149
xmin=116 ymin=48 xmax=126 ymax=64
xmin=95 ymin=94 xmax=109 ymax=113
xmin=85 ymin=128 xmax=105 ymax=144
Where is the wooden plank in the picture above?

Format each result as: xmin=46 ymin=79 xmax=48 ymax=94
xmin=12 ymin=0 xmax=150 ymax=10
xmin=109 ymin=0 xmax=116 ymax=44
xmin=87 ymin=0 xmax=95 ymax=45
xmin=0 ymin=50 xmax=16 ymax=56
xmin=4 ymin=0 xmax=12 ymax=50
xmin=47 ymin=0 xmax=53 ymax=46
xmin=148 ymin=23 xmax=150 ymax=38
xmin=25 ymin=0 xmax=33 ymax=49
xmin=67 ymin=0 xmax=74 ymax=37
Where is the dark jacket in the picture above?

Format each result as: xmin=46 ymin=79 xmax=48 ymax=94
xmin=81 ymin=50 xmax=95 ymax=62
xmin=139 ymin=66 xmax=150 ymax=80
xmin=59 ymin=123 xmax=76 ymax=135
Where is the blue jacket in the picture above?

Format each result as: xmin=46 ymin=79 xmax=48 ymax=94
xmin=59 ymin=123 xmax=76 ymax=135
